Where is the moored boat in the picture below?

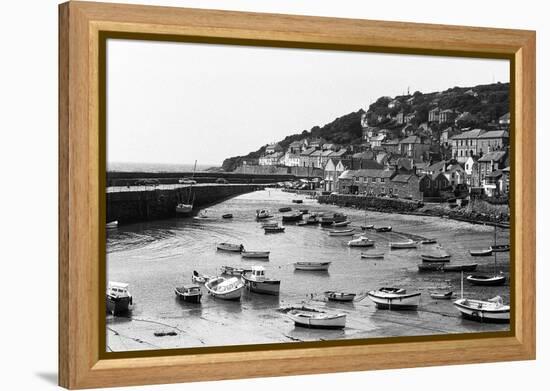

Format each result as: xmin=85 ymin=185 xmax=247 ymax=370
xmin=261 ymin=222 xmax=278 ymax=228
xmin=241 ymin=266 xmax=281 ymax=295
xmin=241 ymin=250 xmax=270 ymax=259
xmin=294 ymin=261 xmax=331 ymax=271
xmin=466 ymin=274 xmax=506 ymax=286
xmin=216 ymin=242 xmax=244 ymax=252
xmin=222 ymin=213 xmax=233 ymax=219
xmin=292 ymin=199 xmax=303 ymax=204
xmin=417 ymin=263 xmax=444 ymax=272
xmin=193 ymin=209 xmax=211 ymax=220
xmin=106 ymin=281 xmax=133 ymax=315
xmin=191 ymin=270 xmax=214 ymax=284
xmin=264 ymin=226 xmax=285 ymax=233
xmin=305 ymin=216 xmax=320 ymax=225
xmin=324 ymin=291 xmax=356 ymax=302
xmin=333 ymin=220 xmax=351 ymax=227
xmin=220 ymin=265 xmax=252 ymax=276
xmin=361 ymin=224 xmax=374 ymax=230
xmin=175 ymin=203 xmax=193 ymax=216
xmin=374 ymin=225 xmax=392 ymax=232
xmin=286 ymin=309 xmax=346 ymax=329
xmin=430 ymin=291 xmax=453 ymax=300
xmin=490 ymin=244 xmax=510 ymax=252
xmin=367 ymin=287 xmax=421 ymax=310
xmin=469 ymin=248 xmax=493 ymax=256
xmin=347 ymin=236 xmax=375 ymax=247
xmin=174 ymin=285 xmax=202 ymax=303
xmin=282 ymin=212 xmax=303 ymax=222
xmin=278 ymin=207 xmax=292 ymax=213
xmin=420 ymin=238 xmax=437 ymax=245
xmin=328 ymin=228 xmax=355 ymax=236
xmin=205 ymin=277 xmax=244 ymax=301
xmin=443 ymin=263 xmax=478 ymax=272
xmin=453 ymin=296 xmax=510 ymax=323
xmin=390 ymin=239 xmax=417 ymax=249
xmin=255 ymin=209 xmax=273 ymax=220
xmin=421 ymin=253 xmax=451 ymax=262
xmin=361 ymin=252 xmax=384 ymax=259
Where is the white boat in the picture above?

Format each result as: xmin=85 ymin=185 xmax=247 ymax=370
xmin=294 ymin=261 xmax=331 ymax=271
xmin=453 ymin=297 xmax=510 ymax=323
xmin=361 ymin=252 xmax=384 ymax=259
xmin=106 ymin=220 xmax=118 ymax=229
xmin=175 ymin=203 xmax=193 ymax=215
xmin=421 ymin=253 xmax=451 ymax=262
xmin=216 ymin=242 xmax=244 ymax=252
xmin=256 ymin=209 xmax=272 ymax=220
xmin=106 ymin=281 xmax=133 ymax=315
xmin=390 ymin=239 xmax=417 ymax=249
xmin=347 ymin=236 xmax=375 ymax=247
xmin=174 ymin=285 xmax=202 ymax=303
xmin=328 ymin=228 xmax=355 ymax=236
xmin=241 ymin=250 xmax=270 ymax=259
xmin=324 ymin=291 xmax=356 ymax=302
xmin=193 ymin=209 xmax=211 ymax=220
xmin=220 ymin=265 xmax=252 ymax=276
xmin=241 ymin=266 xmax=281 ymax=295
xmin=466 ymin=273 xmax=506 ymax=286
xmin=286 ymin=309 xmax=346 ymax=329
xmin=191 ymin=270 xmax=214 ymax=284
xmin=469 ymin=248 xmax=493 ymax=256
xmin=204 ymin=277 xmax=244 ymax=301
xmin=367 ymin=287 xmax=421 ymax=310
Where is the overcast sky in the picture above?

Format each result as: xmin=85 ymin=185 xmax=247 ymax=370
xmin=107 ymin=39 xmax=509 ymax=166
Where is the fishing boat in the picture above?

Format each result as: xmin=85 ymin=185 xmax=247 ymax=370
xmin=106 ymin=220 xmax=118 ymax=229
xmin=106 ymin=281 xmax=133 ymax=315
xmin=193 ymin=209 xmax=211 ymax=220
xmin=374 ymin=225 xmax=392 ymax=232
xmin=420 ymin=238 xmax=437 ymax=245
xmin=255 ymin=209 xmax=273 ymax=220
xmin=204 ymin=277 xmax=244 ymax=301
xmin=294 ymin=261 xmax=331 ymax=271
xmin=241 ymin=250 xmax=270 ymax=259
xmin=361 ymin=252 xmax=384 ymax=259
xmin=264 ymin=226 xmax=285 ymax=233
xmin=282 ymin=212 xmax=303 ymax=222
xmin=175 ymin=202 xmax=193 ymax=215
xmin=292 ymin=199 xmax=303 ymax=204
xmin=469 ymin=248 xmax=493 ymax=256
xmin=390 ymin=239 xmax=417 ymax=249
xmin=191 ymin=270 xmax=214 ymax=284
xmin=278 ymin=207 xmax=292 ymax=213
xmin=361 ymin=224 xmax=374 ymax=230
xmin=222 ymin=213 xmax=233 ymax=219
xmin=421 ymin=253 xmax=451 ymax=262
xmin=417 ymin=263 xmax=444 ymax=272
xmin=328 ymin=228 xmax=355 ymax=236
xmin=174 ymin=285 xmax=202 ymax=303
xmin=443 ymin=263 xmax=478 ymax=272
xmin=491 ymin=244 xmax=510 ymax=252
xmin=241 ymin=266 xmax=281 ymax=295
xmin=333 ymin=220 xmax=351 ymax=227
xmin=347 ymin=236 xmax=375 ymax=247
xmin=305 ymin=216 xmax=320 ymax=225
xmin=261 ymin=222 xmax=278 ymax=228
xmin=454 ymin=296 xmax=510 ymax=323
xmin=466 ymin=273 xmax=506 ymax=286
xmin=324 ymin=291 xmax=356 ymax=302
xmin=286 ymin=309 xmax=346 ymax=329
xmin=220 ymin=265 xmax=252 ymax=276
xmin=367 ymin=287 xmax=421 ymax=310
xmin=216 ymin=242 xmax=244 ymax=252
xmin=430 ymin=291 xmax=453 ymax=300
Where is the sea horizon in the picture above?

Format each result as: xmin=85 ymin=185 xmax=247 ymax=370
xmin=107 ymin=161 xmax=220 ymax=173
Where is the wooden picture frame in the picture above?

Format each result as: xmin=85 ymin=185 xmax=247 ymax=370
xmin=59 ymin=1 xmax=536 ymax=389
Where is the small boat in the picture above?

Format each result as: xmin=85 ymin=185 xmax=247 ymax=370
xmin=443 ymin=263 xmax=478 ymax=272
xmin=191 ymin=270 xmax=214 ymax=284
xmin=305 ymin=216 xmax=320 ymax=225
xmin=256 ymin=209 xmax=273 ymax=220
xmin=286 ymin=309 xmax=346 ymax=329
xmin=374 ymin=225 xmax=392 ymax=232
xmin=294 ymin=261 xmax=331 ymax=271
xmin=106 ymin=281 xmax=133 ymax=315
xmin=175 ymin=203 xmax=193 ymax=215
xmin=328 ymin=228 xmax=355 ymax=236
xmin=469 ymin=248 xmax=493 ymax=256
xmin=222 ymin=213 xmax=233 ymax=219
xmin=347 ymin=236 xmax=375 ymax=247
xmin=466 ymin=274 xmax=506 ymax=286
xmin=453 ymin=296 xmax=510 ymax=323
xmin=491 ymin=244 xmax=510 ymax=252
xmin=193 ymin=210 xmax=211 ymax=220
xmin=278 ymin=207 xmax=292 ymax=213
xmin=299 ymin=209 xmax=309 ymax=214
xmin=106 ymin=220 xmax=118 ymax=229
xmin=430 ymin=291 xmax=453 ymax=300
xmin=282 ymin=212 xmax=303 ymax=222
xmin=333 ymin=220 xmax=351 ymax=227
xmin=417 ymin=263 xmax=444 ymax=272
xmin=241 ymin=266 xmax=281 ymax=295
xmin=321 ymin=213 xmax=347 ymax=226
xmin=241 ymin=250 xmax=270 ymax=259
xmin=390 ymin=239 xmax=417 ymax=249
xmin=264 ymin=226 xmax=285 ymax=233
xmin=421 ymin=253 xmax=451 ymax=262
xmin=292 ymin=199 xmax=303 ymax=204
xmin=324 ymin=291 xmax=356 ymax=302
xmin=361 ymin=224 xmax=374 ymax=230
xmin=361 ymin=252 xmax=384 ymax=259
xmin=220 ymin=265 xmax=252 ymax=276
xmin=320 ymin=217 xmax=335 ymax=226
xmin=204 ymin=277 xmax=244 ymax=301
xmin=367 ymin=287 xmax=421 ymax=310
xmin=174 ymin=284 xmax=202 ymax=303
xmin=420 ymin=238 xmax=437 ymax=245
xmin=216 ymin=242 xmax=244 ymax=252
xmin=261 ymin=222 xmax=278 ymax=228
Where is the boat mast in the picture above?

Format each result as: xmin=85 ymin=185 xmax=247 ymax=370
xmin=460 ymin=271 xmax=464 ymax=299
xmin=493 ymin=224 xmax=497 ymax=276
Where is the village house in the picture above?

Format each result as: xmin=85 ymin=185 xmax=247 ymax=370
xmin=309 ymin=149 xmax=324 ymax=168
xmin=401 ymin=124 xmax=416 ymax=136
xmin=337 ymin=169 xmax=395 ymax=195
xmin=381 ymin=139 xmax=400 ymax=154
xmin=258 ymin=151 xmax=283 ymax=166
xmin=419 ymin=172 xmax=450 ymax=198
xmin=398 ymin=135 xmax=431 ymax=160
xmin=282 ymin=151 xmax=301 ymax=167
xmin=323 ymin=158 xmax=348 ymax=192
xmin=451 ymin=128 xmax=486 ymax=163
xmin=404 ymin=112 xmax=416 ymax=124
xmin=464 ymin=156 xmax=478 ymax=185
xmin=308 ymin=137 xmax=326 ymax=149
xmin=428 ymin=107 xmax=440 ymax=122
xmin=264 ymin=143 xmax=283 ymax=154
xmin=439 ymin=109 xmax=457 ymax=124
xmin=388 ymin=99 xmax=401 ymax=109
xmin=475 ymin=151 xmax=508 ymax=195
xmin=389 ymin=174 xmax=423 ymax=200
xmin=396 ymin=111 xmax=405 ymax=124
xmin=299 ymin=147 xmax=316 ymax=167
xmin=444 ymin=163 xmax=466 ymax=188
xmin=319 ymin=149 xmax=335 ymax=168
xmin=369 ymin=134 xmax=386 ymax=147
xmin=288 ymin=141 xmax=304 ymax=154
xmin=476 ymin=130 xmax=509 ymax=155
xmin=439 ymin=126 xmax=458 ymax=147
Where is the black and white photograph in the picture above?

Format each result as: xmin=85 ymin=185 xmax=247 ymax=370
xmin=105 ymin=39 xmax=511 ymax=352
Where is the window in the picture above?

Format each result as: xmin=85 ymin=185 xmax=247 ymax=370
xmin=381 ymin=178 xmax=385 ymax=183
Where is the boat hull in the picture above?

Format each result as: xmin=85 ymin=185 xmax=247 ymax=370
xmin=361 ymin=253 xmax=384 ymax=259
xmin=242 ymin=275 xmax=281 ymax=295
xmin=367 ymin=291 xmax=421 ymax=310
xmin=466 ymin=275 xmax=506 ymax=286
xmin=174 ymin=289 xmax=202 ymax=303
xmin=205 ymin=282 xmax=244 ymax=301
xmin=294 ymin=262 xmax=331 ymax=271
xmin=453 ymin=299 xmax=510 ymax=323
xmin=216 ymin=243 xmax=243 ymax=252
xmin=421 ymin=254 xmax=451 ymax=262
xmin=241 ymin=252 xmax=270 ymax=259
xmin=287 ymin=313 xmax=346 ymax=329
xmin=328 ymin=229 xmax=354 ymax=236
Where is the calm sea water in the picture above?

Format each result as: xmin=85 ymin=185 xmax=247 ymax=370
xmin=106 ymin=189 xmax=510 ymax=352
xmin=107 ymin=161 xmax=216 ymax=173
